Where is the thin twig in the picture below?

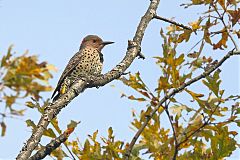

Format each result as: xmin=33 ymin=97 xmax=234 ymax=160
xmin=125 ymin=50 xmax=240 ymax=159
xmin=164 ymin=101 xmax=178 ymax=160
xmin=187 ymin=38 xmax=204 ymax=54
xmin=63 ymin=142 xmax=76 ymax=160
xmin=154 ymin=15 xmax=192 ymax=30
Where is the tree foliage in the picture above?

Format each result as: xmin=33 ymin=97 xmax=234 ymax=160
xmin=0 ymin=45 xmax=55 ymax=136
xmin=33 ymin=1 xmax=239 ymax=159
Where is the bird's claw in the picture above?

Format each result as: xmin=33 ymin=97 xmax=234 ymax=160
xmin=127 ymin=40 xmax=145 ymax=60
xmin=137 ymin=52 xmax=145 ymax=59
xmin=121 ymin=71 xmax=130 ymax=76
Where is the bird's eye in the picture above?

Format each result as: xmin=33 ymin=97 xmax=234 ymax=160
xmin=93 ymin=40 xmax=97 ymax=43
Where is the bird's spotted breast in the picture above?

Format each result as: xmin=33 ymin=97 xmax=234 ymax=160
xmin=69 ymin=47 xmax=103 ymax=80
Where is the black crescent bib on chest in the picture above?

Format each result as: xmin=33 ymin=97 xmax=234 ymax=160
xmin=99 ymin=51 xmax=104 ymax=63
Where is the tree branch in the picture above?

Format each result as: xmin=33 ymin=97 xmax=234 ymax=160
xmin=29 ymin=130 xmax=72 ymax=160
xmin=16 ymin=0 xmax=160 ymax=159
xmin=124 ymin=49 xmax=240 ymax=159
xmin=153 ymin=15 xmax=192 ymax=30
xmin=163 ymin=100 xmax=179 ymax=160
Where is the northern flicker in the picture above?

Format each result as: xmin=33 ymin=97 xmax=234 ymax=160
xmin=51 ymin=35 xmax=114 ymax=100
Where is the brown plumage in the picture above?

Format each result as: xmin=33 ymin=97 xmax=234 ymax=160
xmin=51 ymin=35 xmax=114 ymax=101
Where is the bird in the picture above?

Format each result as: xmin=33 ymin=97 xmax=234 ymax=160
xmin=51 ymin=35 xmax=114 ymax=101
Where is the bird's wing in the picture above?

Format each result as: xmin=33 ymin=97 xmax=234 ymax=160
xmin=51 ymin=51 xmax=83 ymax=99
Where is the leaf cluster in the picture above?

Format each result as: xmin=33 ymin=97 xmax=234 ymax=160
xmin=0 ymin=46 xmax=55 ymax=136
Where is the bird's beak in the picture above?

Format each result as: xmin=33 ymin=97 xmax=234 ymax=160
xmin=101 ymin=41 xmax=114 ymax=46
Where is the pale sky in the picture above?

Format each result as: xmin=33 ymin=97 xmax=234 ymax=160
xmin=0 ymin=0 xmax=239 ymax=159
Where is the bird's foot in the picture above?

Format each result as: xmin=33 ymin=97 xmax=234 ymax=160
xmin=121 ymin=71 xmax=130 ymax=76
xmin=127 ymin=40 xmax=145 ymax=59
xmin=137 ymin=52 xmax=145 ymax=59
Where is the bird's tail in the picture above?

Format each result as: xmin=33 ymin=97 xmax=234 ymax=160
xmin=52 ymin=92 xmax=60 ymax=102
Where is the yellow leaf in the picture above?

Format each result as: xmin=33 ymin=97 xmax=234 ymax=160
xmin=157 ymin=77 xmax=170 ymax=91
xmin=170 ymin=105 xmax=187 ymax=116
xmin=166 ymin=25 xmax=176 ymax=33
xmin=4 ymin=95 xmax=16 ymax=107
xmin=185 ymin=89 xmax=204 ymax=98
xmin=221 ymin=107 xmax=228 ymax=111
xmin=46 ymin=64 xmax=58 ymax=72
xmin=189 ymin=19 xmax=201 ymax=30
xmin=92 ymin=130 xmax=98 ymax=141
xmin=51 ymin=118 xmax=62 ymax=134
xmin=175 ymin=54 xmax=185 ymax=66
xmin=43 ymin=128 xmax=56 ymax=138
xmin=108 ymin=127 xmax=113 ymax=139
xmin=50 ymin=147 xmax=66 ymax=159
xmin=25 ymin=101 xmax=35 ymax=108
xmin=189 ymin=115 xmax=203 ymax=126
xmin=204 ymin=19 xmax=212 ymax=44
xmin=26 ymin=119 xmax=36 ymax=130
xmin=208 ymin=95 xmax=219 ymax=103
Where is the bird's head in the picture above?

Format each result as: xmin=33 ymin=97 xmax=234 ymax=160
xmin=80 ymin=35 xmax=114 ymax=51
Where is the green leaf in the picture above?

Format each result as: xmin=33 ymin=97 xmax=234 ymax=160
xmin=131 ymin=143 xmax=147 ymax=158
xmin=1 ymin=45 xmax=13 ymax=67
xmin=202 ymin=70 xmax=221 ymax=96
xmin=83 ymin=139 xmax=91 ymax=153
xmin=26 ymin=119 xmax=36 ymax=130
xmin=175 ymin=54 xmax=185 ymax=66
xmin=67 ymin=120 xmax=80 ymax=129
xmin=25 ymin=101 xmax=36 ymax=108
xmin=43 ymin=128 xmax=56 ymax=138
xmin=51 ymin=118 xmax=62 ymax=134
xmin=235 ymin=120 xmax=240 ymax=127
xmin=92 ymin=130 xmax=98 ymax=141
xmin=108 ymin=127 xmax=113 ymax=139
